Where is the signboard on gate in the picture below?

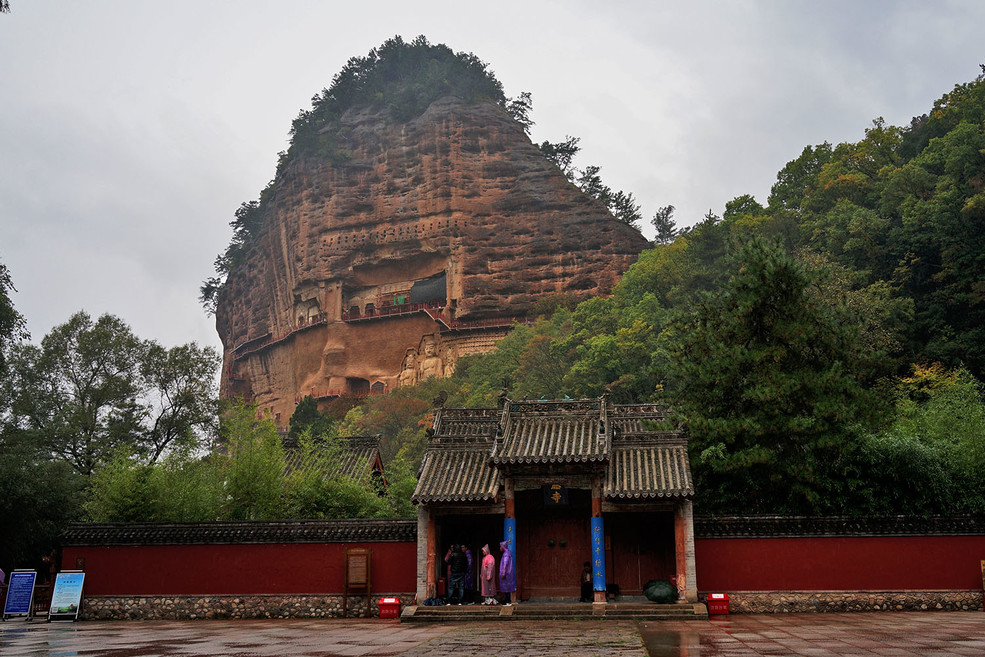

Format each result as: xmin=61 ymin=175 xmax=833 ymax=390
xmin=48 ymin=571 xmax=86 ymax=621
xmin=3 ymin=570 xmax=37 ymax=620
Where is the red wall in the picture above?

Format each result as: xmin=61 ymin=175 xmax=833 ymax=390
xmin=62 ymin=543 xmax=416 ymax=596
xmin=695 ymin=536 xmax=985 ymax=591
xmin=64 ymin=535 xmax=985 ymax=596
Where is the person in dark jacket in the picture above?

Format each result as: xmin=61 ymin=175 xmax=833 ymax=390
xmin=444 ymin=544 xmax=469 ymax=605
xmin=579 ymin=561 xmax=593 ymax=602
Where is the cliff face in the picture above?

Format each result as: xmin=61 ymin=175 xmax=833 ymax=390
xmin=216 ymin=95 xmax=648 ymax=424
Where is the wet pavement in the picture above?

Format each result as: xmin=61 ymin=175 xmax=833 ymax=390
xmin=1 ymin=612 xmax=984 ymax=656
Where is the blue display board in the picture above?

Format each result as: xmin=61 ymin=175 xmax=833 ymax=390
xmin=48 ymin=571 xmax=85 ymax=621
xmin=3 ymin=570 xmax=37 ymax=619
xmin=591 ymin=517 xmax=606 ymax=592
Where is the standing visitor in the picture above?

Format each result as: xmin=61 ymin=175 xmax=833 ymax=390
xmin=463 ymin=544 xmax=474 ymax=603
xmin=480 ymin=544 xmax=497 ymax=605
xmin=579 ymin=561 xmax=593 ymax=602
xmin=444 ymin=543 xmax=469 ymax=605
xmin=499 ymin=540 xmax=516 ymax=606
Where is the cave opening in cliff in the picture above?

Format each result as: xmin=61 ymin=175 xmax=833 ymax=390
xmin=347 ymin=377 xmax=370 ymax=396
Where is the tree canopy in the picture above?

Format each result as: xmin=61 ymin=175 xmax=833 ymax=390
xmin=5 ymin=311 xmax=219 ymax=477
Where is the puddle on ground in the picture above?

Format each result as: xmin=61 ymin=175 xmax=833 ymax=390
xmin=638 ymin=626 xmax=705 ymax=657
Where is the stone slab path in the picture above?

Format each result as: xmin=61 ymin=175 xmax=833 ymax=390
xmin=2 ymin=612 xmax=984 ymax=656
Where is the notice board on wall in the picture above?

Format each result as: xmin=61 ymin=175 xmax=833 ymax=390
xmin=343 ymin=548 xmax=371 ymax=618
xmin=48 ymin=571 xmax=86 ymax=622
xmin=3 ymin=570 xmax=37 ymax=620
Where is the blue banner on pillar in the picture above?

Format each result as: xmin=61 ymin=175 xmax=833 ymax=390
xmin=503 ymin=517 xmax=516 ymax=552
xmin=591 ymin=517 xmax=605 ymax=592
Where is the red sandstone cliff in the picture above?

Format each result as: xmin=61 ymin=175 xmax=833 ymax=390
xmin=216 ymin=95 xmax=648 ymax=424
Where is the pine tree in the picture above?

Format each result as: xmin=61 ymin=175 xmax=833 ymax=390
xmin=667 ymin=237 xmax=879 ymax=513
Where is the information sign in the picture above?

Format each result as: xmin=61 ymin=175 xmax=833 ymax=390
xmin=3 ymin=570 xmax=37 ymax=620
xmin=48 ymin=571 xmax=85 ymax=621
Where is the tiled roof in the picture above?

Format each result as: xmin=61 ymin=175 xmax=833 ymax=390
xmin=607 ymin=403 xmax=691 ymax=499
xmin=62 ymin=519 xmax=417 ymax=546
xmin=491 ymin=400 xmax=608 ymax=465
xmin=431 ymin=407 xmax=499 ymax=443
xmin=605 ymin=442 xmax=693 ymax=499
xmin=412 ymin=447 xmax=500 ymax=504
xmin=412 ymin=407 xmax=501 ymax=504
xmin=337 ymin=436 xmax=384 ymax=480
xmin=284 ymin=435 xmax=383 ymax=482
xmin=416 ymin=400 xmax=694 ymax=504
xmin=694 ymin=515 xmax=985 ymax=538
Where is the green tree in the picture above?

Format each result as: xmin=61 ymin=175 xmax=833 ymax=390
xmin=8 ymin=312 xmax=146 ymax=477
xmin=86 ymin=448 xmax=224 ymax=523
xmin=289 ymin=395 xmax=337 ymax=441
xmin=651 ymin=205 xmax=678 ymax=245
xmin=856 ymin=364 xmax=985 ymax=515
xmin=141 ymin=342 xmax=220 ymax=462
xmin=284 ymin=431 xmax=389 ymax=519
xmin=538 ymin=136 xmax=581 ymax=180
xmin=666 ymin=237 xmax=881 ymax=513
xmin=576 ymin=165 xmax=643 ymax=229
xmin=723 ymin=194 xmax=765 ymax=222
xmin=220 ymin=402 xmax=286 ymax=520
xmin=7 ymin=312 xmax=219 ymax=476
xmin=505 ymin=91 xmax=534 ymax=134
xmin=0 ymin=261 xmax=28 ymax=374
xmin=0 ymin=434 xmax=81 ymax=571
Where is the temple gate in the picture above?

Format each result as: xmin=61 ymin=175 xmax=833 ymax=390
xmin=412 ymin=397 xmax=697 ymax=604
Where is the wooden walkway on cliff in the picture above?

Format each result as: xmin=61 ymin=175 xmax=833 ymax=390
xmin=232 ymin=305 xmax=531 ymax=361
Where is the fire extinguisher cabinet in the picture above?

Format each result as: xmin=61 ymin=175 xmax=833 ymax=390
xmin=707 ymin=592 xmax=730 ymax=615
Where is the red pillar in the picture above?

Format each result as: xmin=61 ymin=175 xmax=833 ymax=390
xmin=674 ymin=505 xmax=687 ymax=602
xmin=426 ymin=513 xmax=436 ymax=599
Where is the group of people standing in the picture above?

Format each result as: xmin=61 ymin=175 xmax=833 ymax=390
xmin=444 ymin=541 xmax=516 ymax=606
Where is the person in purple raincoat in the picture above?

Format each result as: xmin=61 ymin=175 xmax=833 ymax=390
xmin=463 ymin=545 xmax=474 ymax=603
xmin=498 ymin=540 xmax=516 ymax=605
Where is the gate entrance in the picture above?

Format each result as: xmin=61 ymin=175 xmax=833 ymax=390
xmin=517 ymin=489 xmax=591 ymax=598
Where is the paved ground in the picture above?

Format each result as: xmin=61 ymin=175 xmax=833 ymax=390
xmin=1 ymin=612 xmax=984 ymax=656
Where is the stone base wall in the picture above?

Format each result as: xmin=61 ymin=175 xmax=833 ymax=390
xmin=722 ymin=590 xmax=983 ymax=614
xmin=80 ymin=593 xmax=415 ymax=621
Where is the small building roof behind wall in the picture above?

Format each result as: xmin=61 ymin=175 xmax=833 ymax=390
xmin=284 ymin=435 xmax=385 ymax=485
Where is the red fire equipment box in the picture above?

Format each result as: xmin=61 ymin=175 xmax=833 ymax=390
xmin=378 ymin=597 xmax=401 ymax=619
xmin=707 ymin=592 xmax=730 ymax=615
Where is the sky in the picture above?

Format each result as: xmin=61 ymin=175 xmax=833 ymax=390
xmin=1 ymin=0 xmax=983 ymax=353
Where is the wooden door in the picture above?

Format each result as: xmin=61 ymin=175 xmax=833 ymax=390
xmin=606 ymin=512 xmax=675 ymax=595
xmin=519 ymin=492 xmax=591 ymax=598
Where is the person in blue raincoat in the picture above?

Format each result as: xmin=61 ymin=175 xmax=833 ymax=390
xmin=498 ymin=540 xmax=516 ymax=605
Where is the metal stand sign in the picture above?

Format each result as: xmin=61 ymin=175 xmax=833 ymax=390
xmin=3 ymin=570 xmax=37 ymax=620
xmin=48 ymin=571 xmax=85 ymax=622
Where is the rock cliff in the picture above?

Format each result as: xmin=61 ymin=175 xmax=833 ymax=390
xmin=215 ymin=94 xmax=648 ymax=425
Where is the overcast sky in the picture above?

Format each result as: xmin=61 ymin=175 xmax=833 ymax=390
xmin=1 ymin=1 xmax=983 ymax=352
